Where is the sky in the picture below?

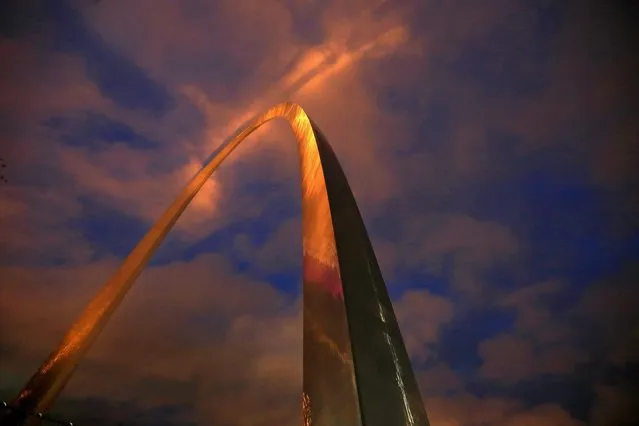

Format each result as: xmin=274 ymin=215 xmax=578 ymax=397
xmin=0 ymin=0 xmax=638 ymax=425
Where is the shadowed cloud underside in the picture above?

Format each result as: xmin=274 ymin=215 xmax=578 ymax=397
xmin=3 ymin=103 xmax=429 ymax=426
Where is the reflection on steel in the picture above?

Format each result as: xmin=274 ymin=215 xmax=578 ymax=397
xmin=3 ymin=103 xmax=429 ymax=425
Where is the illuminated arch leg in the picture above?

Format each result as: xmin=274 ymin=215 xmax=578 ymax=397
xmin=3 ymin=103 xmax=429 ymax=426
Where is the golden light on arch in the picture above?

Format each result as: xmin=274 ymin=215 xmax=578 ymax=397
xmin=3 ymin=103 xmax=429 ymax=426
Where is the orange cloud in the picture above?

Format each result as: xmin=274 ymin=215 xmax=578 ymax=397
xmin=0 ymin=254 xmax=297 ymax=423
xmin=6 ymin=0 xmax=418 ymax=249
xmin=426 ymin=393 xmax=583 ymax=426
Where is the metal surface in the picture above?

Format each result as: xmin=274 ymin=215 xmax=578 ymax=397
xmin=2 ymin=103 xmax=429 ymax=426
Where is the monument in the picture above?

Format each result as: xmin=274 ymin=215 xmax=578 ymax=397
xmin=1 ymin=103 xmax=429 ymax=425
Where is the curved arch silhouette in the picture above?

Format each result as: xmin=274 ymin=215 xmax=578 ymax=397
xmin=6 ymin=103 xmax=429 ymax=426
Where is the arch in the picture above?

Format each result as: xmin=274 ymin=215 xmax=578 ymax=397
xmin=5 ymin=103 xmax=429 ymax=426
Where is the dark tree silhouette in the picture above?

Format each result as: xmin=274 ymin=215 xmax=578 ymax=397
xmin=0 ymin=157 xmax=7 ymax=184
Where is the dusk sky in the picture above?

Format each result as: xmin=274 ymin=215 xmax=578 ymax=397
xmin=1 ymin=0 xmax=638 ymax=425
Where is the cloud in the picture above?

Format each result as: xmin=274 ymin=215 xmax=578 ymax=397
xmin=418 ymin=363 xmax=463 ymax=395
xmin=500 ymin=279 xmax=573 ymax=345
xmin=241 ymin=217 xmax=302 ymax=273
xmin=0 ymin=0 xmax=422 ymax=257
xmin=426 ymin=393 xmax=582 ymax=426
xmin=405 ymin=215 xmax=519 ymax=266
xmin=394 ymin=289 xmax=455 ymax=361
xmin=399 ymin=214 xmax=519 ymax=299
xmin=478 ymin=332 xmax=584 ymax=383
xmin=0 ymin=256 xmax=451 ymax=424
xmin=2 ymin=1 xmax=637 ymax=424
xmin=474 ymin=279 xmax=588 ymax=383
xmin=477 ymin=264 xmax=639 ymax=385
xmin=0 ymin=184 xmax=96 ymax=265
xmin=573 ymin=262 xmax=639 ymax=365
xmin=1 ymin=252 xmax=588 ymax=425
xmin=0 ymin=253 xmax=299 ymax=424
xmin=47 ymin=0 xmax=175 ymax=114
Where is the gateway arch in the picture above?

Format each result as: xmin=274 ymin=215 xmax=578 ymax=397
xmin=3 ymin=103 xmax=429 ymax=426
